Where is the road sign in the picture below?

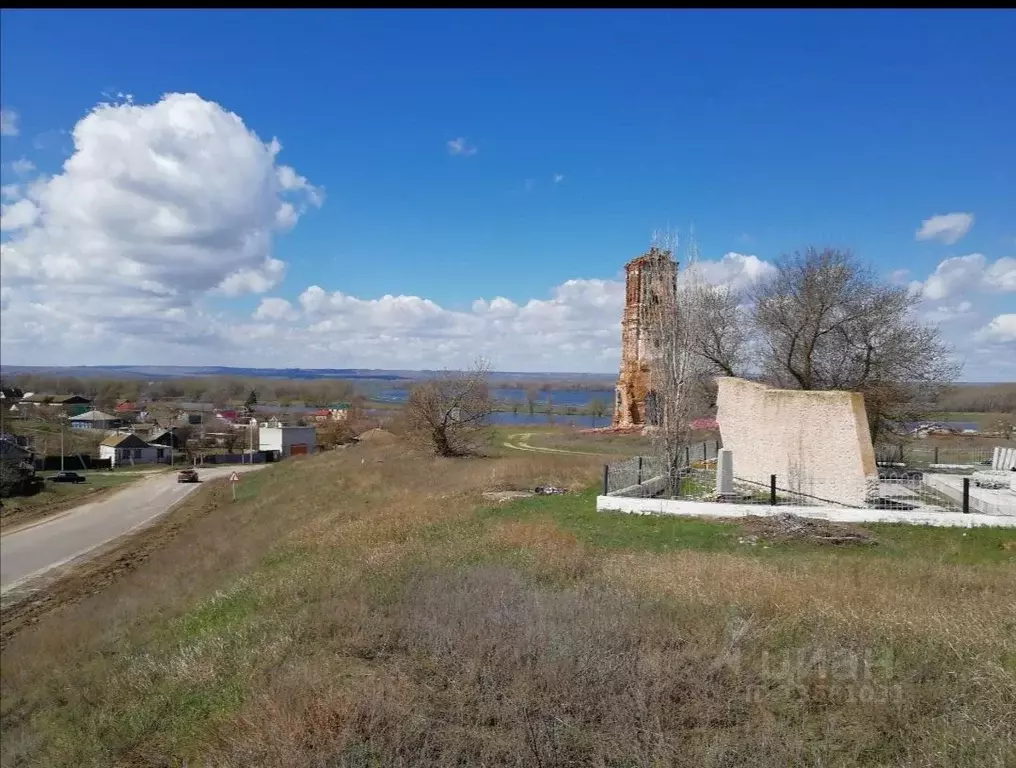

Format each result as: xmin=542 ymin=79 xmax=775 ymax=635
xmin=229 ymin=472 xmax=240 ymax=483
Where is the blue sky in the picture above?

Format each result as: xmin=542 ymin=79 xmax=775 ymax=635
xmin=1 ymin=10 xmax=1014 ymax=377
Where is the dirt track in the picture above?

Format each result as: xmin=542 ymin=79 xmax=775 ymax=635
xmin=501 ymin=432 xmax=605 ymax=456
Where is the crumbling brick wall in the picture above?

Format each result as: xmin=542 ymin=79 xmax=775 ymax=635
xmin=611 ymin=247 xmax=677 ymax=429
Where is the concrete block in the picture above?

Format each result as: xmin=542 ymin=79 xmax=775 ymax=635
xmin=715 ymin=377 xmax=878 ymax=507
xmin=716 ymin=447 xmax=734 ymax=496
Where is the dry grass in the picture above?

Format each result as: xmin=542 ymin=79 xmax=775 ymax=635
xmin=1 ymin=438 xmax=1014 ymax=767
xmin=600 ymin=551 xmax=1016 ymax=652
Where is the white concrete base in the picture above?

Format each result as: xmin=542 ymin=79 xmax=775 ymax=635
xmin=924 ymin=473 xmax=1016 ymax=516
xmin=596 ymin=495 xmax=1016 ymax=528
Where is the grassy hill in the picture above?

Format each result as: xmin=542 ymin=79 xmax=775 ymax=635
xmin=2 ymin=432 xmax=1014 ymax=767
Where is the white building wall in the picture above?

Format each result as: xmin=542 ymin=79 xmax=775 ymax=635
xmin=99 ymin=444 xmax=165 ymax=468
xmin=259 ymin=426 xmax=316 ymax=458
xmin=259 ymin=427 xmax=284 ymax=454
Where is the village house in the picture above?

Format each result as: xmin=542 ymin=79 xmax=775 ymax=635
xmin=310 ymin=407 xmax=349 ymax=422
xmin=18 ymin=393 xmax=93 ymax=417
xmin=114 ymin=401 xmax=139 ymax=418
xmin=177 ymin=411 xmax=205 ymax=426
xmin=19 ymin=393 xmax=92 ymax=407
xmin=148 ymin=427 xmax=185 ymax=450
xmin=98 ymin=433 xmax=167 ymax=467
xmin=68 ymin=409 xmax=122 ymax=430
xmin=259 ymin=424 xmax=316 ymax=458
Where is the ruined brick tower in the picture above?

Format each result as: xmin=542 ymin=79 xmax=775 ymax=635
xmin=611 ymin=246 xmax=678 ymax=429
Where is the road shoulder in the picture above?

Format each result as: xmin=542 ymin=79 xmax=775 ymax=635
xmin=0 ymin=473 xmax=232 ymax=649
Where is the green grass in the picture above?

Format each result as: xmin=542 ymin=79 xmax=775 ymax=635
xmin=25 ymin=551 xmax=320 ymax=764
xmin=491 ymin=425 xmax=655 ymax=457
xmin=478 ymin=488 xmax=1016 ymax=564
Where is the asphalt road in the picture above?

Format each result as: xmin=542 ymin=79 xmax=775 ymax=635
xmin=1 ymin=465 xmax=266 ymax=593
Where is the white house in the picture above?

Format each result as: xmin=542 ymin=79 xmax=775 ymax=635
xmin=99 ymin=433 xmax=167 ymax=467
xmin=258 ymin=425 xmax=316 ymax=458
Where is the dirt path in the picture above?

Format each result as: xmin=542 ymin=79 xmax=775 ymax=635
xmin=502 ymin=432 xmax=605 ymax=457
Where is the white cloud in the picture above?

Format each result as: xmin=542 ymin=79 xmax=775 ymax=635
xmin=216 ymin=255 xmax=772 ymax=372
xmin=0 ymin=108 xmax=18 ymax=136
xmin=276 ymin=164 xmax=324 ymax=207
xmin=11 ymin=158 xmax=35 ymax=175
xmin=973 ymin=314 xmax=1016 ymax=344
xmin=217 ymin=257 xmax=286 ymax=297
xmin=0 ymin=184 xmax=20 ymax=202
xmin=446 ymin=137 xmax=477 ymax=157
xmin=0 ymin=199 xmax=40 ymax=231
xmin=254 ymin=296 xmax=297 ymax=321
xmin=984 ymin=257 xmax=1016 ymax=292
xmin=906 ymin=254 xmax=1016 ymax=379
xmin=889 ymin=268 xmax=909 ymax=284
xmin=687 ymin=252 xmax=777 ymax=291
xmin=914 ymin=254 xmax=1016 ymax=300
xmin=553 ymin=173 xmax=564 ymax=184
xmin=915 ymin=212 xmax=974 ymax=245
xmin=922 ymin=300 xmax=973 ymax=324
xmin=0 ymin=92 xmax=320 ymax=360
xmin=920 ymin=254 xmax=984 ymax=300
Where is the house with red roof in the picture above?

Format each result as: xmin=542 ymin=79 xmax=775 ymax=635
xmin=311 ymin=407 xmax=348 ymax=422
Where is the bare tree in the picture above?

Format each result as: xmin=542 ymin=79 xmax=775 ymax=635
xmin=524 ymin=385 xmax=540 ymax=417
xmin=750 ymin=248 xmax=958 ymax=440
xmin=221 ymin=429 xmax=240 ymax=453
xmin=404 ymin=359 xmax=496 ymax=457
xmin=587 ymin=397 xmax=607 ymax=427
xmin=646 ymin=233 xmax=710 ymax=496
xmin=691 ymin=284 xmax=750 ymax=377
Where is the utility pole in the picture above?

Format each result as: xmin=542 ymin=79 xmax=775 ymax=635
xmin=60 ymin=415 xmax=65 ymax=472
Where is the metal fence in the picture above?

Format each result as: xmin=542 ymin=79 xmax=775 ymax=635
xmin=874 ymin=442 xmax=1009 ymax=469
xmin=602 ymin=441 xmax=721 ymax=497
xmin=602 ymin=455 xmax=1015 ymax=516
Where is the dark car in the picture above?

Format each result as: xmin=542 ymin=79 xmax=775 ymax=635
xmin=49 ymin=471 xmax=86 ymax=484
xmin=177 ymin=469 xmax=200 ymax=484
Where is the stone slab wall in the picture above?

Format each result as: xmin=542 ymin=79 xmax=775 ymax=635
xmin=715 ymin=377 xmax=878 ymax=507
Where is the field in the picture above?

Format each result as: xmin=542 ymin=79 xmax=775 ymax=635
xmin=0 ymin=471 xmax=149 ymax=531
xmin=1 ymin=430 xmax=1015 ymax=767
